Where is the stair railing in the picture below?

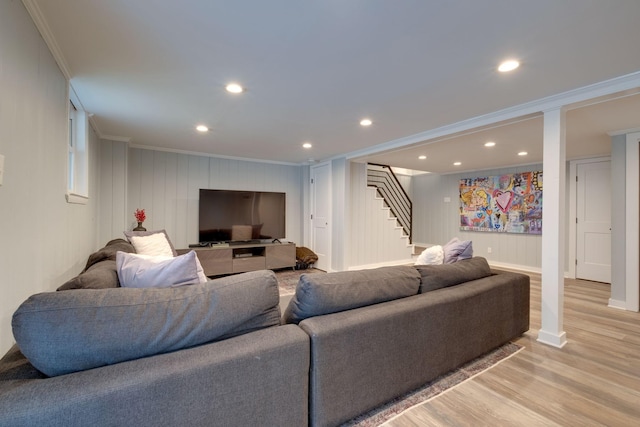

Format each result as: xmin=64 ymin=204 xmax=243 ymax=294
xmin=366 ymin=163 xmax=412 ymax=243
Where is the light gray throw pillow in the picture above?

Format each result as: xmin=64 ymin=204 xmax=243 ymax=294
xmin=116 ymin=250 xmax=204 ymax=288
xmin=12 ymin=270 xmax=281 ymax=376
xmin=283 ymin=266 xmax=420 ymax=324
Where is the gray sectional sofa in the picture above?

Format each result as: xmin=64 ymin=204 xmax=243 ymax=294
xmin=0 ymin=253 xmax=529 ymax=427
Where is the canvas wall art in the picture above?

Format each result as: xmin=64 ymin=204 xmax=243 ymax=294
xmin=459 ymin=171 xmax=542 ymax=234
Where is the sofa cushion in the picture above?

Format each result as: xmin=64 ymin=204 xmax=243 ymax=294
xmin=116 ymin=251 xmax=207 ymax=288
xmin=283 ymin=266 xmax=420 ymax=324
xmin=57 ymin=260 xmax=120 ymax=290
xmin=415 ymin=256 xmax=492 ymax=293
xmin=123 ymin=229 xmax=177 ymax=257
xmin=12 ymin=270 xmax=281 ymax=376
xmin=57 ymin=239 xmax=136 ymax=291
xmin=443 ymin=237 xmax=473 ymax=263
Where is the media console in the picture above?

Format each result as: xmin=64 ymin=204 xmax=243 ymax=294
xmin=177 ymin=242 xmax=296 ymax=277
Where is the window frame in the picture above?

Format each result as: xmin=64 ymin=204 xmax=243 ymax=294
xmin=66 ymin=98 xmax=89 ymax=204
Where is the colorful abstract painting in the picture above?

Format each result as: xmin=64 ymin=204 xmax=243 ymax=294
xmin=459 ymin=171 xmax=543 ymax=234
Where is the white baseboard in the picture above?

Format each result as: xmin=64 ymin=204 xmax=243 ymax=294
xmin=487 ymin=261 xmax=541 ymax=274
xmin=347 ymin=258 xmax=415 ymax=271
xmin=608 ymin=298 xmax=627 ymax=310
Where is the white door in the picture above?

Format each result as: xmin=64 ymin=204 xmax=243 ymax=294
xmin=311 ymin=162 xmax=331 ymax=272
xmin=576 ymin=160 xmax=611 ymax=283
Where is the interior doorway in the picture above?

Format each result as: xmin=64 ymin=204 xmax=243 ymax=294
xmin=310 ymin=162 xmax=331 ymax=272
xmin=576 ymin=159 xmax=611 ymax=283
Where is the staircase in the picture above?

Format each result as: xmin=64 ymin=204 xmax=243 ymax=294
xmin=366 ymin=163 xmax=412 ymax=243
xmin=354 ymin=187 xmax=413 ymax=268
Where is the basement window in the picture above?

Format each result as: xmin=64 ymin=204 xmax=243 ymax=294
xmin=66 ymin=100 xmax=89 ymax=204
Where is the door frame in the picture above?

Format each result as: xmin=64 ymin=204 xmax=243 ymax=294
xmin=310 ymin=161 xmax=332 ymax=272
xmin=568 ymin=156 xmax=610 ymax=279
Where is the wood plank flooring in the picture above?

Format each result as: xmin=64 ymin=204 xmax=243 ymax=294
xmin=385 ymin=273 xmax=640 ymax=426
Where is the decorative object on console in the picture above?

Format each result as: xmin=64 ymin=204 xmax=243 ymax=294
xmin=133 ymin=208 xmax=147 ymax=231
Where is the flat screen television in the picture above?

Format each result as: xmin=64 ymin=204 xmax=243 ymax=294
xmin=198 ymin=189 xmax=286 ymax=244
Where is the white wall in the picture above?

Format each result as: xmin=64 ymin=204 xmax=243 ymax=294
xmin=0 ymin=0 xmax=100 ymax=354
xmin=347 ymin=162 xmax=414 ymax=268
xmin=411 ymin=164 xmax=544 ymax=270
xmin=99 ymin=147 xmax=304 ymax=249
xmin=610 ymin=135 xmax=626 ymax=304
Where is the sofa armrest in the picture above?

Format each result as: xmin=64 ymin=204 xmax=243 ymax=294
xmin=0 ymin=325 xmax=309 ymax=427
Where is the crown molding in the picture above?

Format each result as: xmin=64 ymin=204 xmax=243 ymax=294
xmin=22 ymin=0 xmax=72 ymax=80
xmin=345 ymin=71 xmax=640 ymax=161
xmin=128 ymin=143 xmax=301 ymax=167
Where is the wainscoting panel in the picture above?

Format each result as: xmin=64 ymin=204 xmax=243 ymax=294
xmin=0 ymin=0 xmax=100 ymax=354
xmin=124 ymin=149 xmax=303 ymax=249
xmin=348 ymin=163 xmax=414 ymax=269
xmin=411 ymin=164 xmax=543 ymax=270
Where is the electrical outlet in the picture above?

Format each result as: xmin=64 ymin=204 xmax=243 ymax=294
xmin=487 ymin=247 xmax=492 ymax=254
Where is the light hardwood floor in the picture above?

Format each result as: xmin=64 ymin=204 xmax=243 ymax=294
xmin=386 ymin=273 xmax=640 ymax=426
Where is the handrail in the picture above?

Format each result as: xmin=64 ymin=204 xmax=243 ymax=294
xmin=366 ymin=163 xmax=412 ymax=243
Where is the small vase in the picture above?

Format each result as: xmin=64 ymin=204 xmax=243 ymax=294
xmin=133 ymin=222 xmax=146 ymax=231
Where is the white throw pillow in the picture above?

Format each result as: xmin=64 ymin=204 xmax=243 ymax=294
xmin=123 ymin=229 xmax=177 ymax=257
xmin=116 ymin=251 xmax=207 ymax=288
xmin=415 ymin=245 xmax=444 ymax=265
xmin=128 ymin=232 xmax=174 ymax=257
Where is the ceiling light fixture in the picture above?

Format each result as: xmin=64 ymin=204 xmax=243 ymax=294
xmin=518 ymin=151 xmax=528 ymax=156
xmin=453 ymin=162 xmax=462 ymax=166
xmin=196 ymin=125 xmax=209 ymax=132
xmin=484 ymin=141 xmax=496 ymax=147
xmin=418 ymin=155 xmax=427 ymax=160
xmin=225 ymin=83 xmax=244 ymax=93
xmin=498 ymin=59 xmax=520 ymax=72
xmin=302 ymin=142 xmax=312 ymax=149
xmin=360 ymin=118 xmax=372 ymax=127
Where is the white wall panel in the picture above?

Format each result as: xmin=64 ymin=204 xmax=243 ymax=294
xmin=347 ymin=163 xmax=413 ymax=269
xmin=412 ymin=165 xmax=543 ymax=270
xmin=0 ymin=0 xmax=99 ymax=354
xmin=122 ymin=149 xmax=303 ymax=249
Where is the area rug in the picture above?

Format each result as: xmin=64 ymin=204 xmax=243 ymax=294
xmin=274 ymin=268 xmax=325 ymax=296
xmin=341 ymin=342 xmax=524 ymax=426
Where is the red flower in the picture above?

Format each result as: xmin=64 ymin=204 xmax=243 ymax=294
xmin=134 ymin=209 xmax=146 ymax=223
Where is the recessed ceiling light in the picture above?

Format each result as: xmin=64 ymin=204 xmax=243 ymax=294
xmin=360 ymin=118 xmax=372 ymax=127
xmin=418 ymin=155 xmax=427 ymax=160
xmin=302 ymin=142 xmax=312 ymax=149
xmin=225 ymin=83 xmax=244 ymax=93
xmin=518 ymin=151 xmax=528 ymax=156
xmin=498 ymin=59 xmax=520 ymax=72
xmin=196 ymin=125 xmax=209 ymax=132
xmin=453 ymin=161 xmax=462 ymax=166
xmin=484 ymin=141 xmax=496 ymax=147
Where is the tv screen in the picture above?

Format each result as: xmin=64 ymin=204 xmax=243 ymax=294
xmin=199 ymin=189 xmax=286 ymax=244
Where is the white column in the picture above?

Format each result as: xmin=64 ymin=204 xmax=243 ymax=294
xmin=625 ymin=132 xmax=640 ymax=312
xmin=537 ymin=107 xmax=568 ymax=348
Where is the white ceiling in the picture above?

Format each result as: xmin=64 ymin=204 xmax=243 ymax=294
xmin=25 ymin=0 xmax=640 ymax=173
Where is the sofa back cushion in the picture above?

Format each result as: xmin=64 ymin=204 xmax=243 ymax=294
xmin=283 ymin=266 xmax=420 ymax=324
xmin=415 ymin=256 xmax=492 ymax=293
xmin=12 ymin=270 xmax=281 ymax=376
xmin=57 ymin=239 xmax=136 ymax=290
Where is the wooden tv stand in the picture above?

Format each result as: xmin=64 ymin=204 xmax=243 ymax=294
xmin=177 ymin=242 xmax=296 ymax=277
